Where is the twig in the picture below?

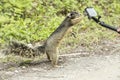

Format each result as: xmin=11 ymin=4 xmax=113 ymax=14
xmin=60 ymin=52 xmax=90 ymax=57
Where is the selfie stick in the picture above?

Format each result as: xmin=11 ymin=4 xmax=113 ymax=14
xmin=84 ymin=7 xmax=120 ymax=34
xmin=91 ymin=17 xmax=119 ymax=33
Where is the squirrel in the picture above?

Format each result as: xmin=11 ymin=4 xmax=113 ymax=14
xmin=5 ymin=11 xmax=82 ymax=67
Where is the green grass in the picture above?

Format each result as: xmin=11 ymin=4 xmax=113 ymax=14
xmin=0 ymin=0 xmax=120 ymax=44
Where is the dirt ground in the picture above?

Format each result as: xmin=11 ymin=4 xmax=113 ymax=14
xmin=0 ymin=38 xmax=120 ymax=80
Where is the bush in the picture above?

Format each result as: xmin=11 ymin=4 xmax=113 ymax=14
xmin=0 ymin=0 xmax=120 ymax=45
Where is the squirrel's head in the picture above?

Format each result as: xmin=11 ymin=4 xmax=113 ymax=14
xmin=67 ymin=11 xmax=82 ymax=26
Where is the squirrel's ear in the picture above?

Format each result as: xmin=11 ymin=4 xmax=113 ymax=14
xmin=67 ymin=12 xmax=80 ymax=19
xmin=67 ymin=13 xmax=71 ymax=18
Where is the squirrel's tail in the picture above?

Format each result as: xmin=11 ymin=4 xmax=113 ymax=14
xmin=5 ymin=41 xmax=45 ymax=58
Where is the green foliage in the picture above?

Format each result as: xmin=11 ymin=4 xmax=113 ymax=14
xmin=0 ymin=0 xmax=120 ymax=45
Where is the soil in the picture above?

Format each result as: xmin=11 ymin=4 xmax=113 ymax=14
xmin=0 ymin=38 xmax=120 ymax=80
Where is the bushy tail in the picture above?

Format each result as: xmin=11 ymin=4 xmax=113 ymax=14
xmin=5 ymin=41 xmax=45 ymax=58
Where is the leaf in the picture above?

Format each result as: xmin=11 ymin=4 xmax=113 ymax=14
xmin=9 ymin=0 xmax=33 ymax=9
xmin=0 ymin=15 xmax=10 ymax=23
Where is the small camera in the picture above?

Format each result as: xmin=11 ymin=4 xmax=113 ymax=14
xmin=84 ymin=7 xmax=97 ymax=19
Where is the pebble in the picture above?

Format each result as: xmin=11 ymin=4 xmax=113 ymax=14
xmin=14 ymin=70 xmax=19 ymax=73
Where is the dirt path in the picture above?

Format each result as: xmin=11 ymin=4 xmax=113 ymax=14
xmin=0 ymin=39 xmax=120 ymax=80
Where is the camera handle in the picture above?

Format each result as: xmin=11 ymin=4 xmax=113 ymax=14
xmin=91 ymin=16 xmax=120 ymax=34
